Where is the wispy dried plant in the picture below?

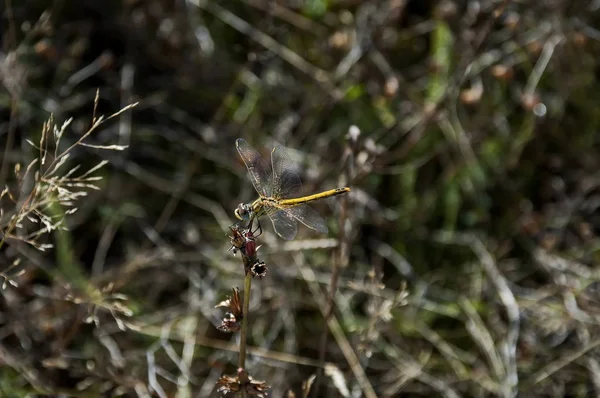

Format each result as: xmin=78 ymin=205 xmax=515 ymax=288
xmin=0 ymin=90 xmax=137 ymax=280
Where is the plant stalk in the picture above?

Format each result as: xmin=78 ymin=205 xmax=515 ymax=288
xmin=238 ymin=268 xmax=252 ymax=370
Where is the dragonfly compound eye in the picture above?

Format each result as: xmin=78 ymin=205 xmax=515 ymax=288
xmin=234 ymin=203 xmax=250 ymax=220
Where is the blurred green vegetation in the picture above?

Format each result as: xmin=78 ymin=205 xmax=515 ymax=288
xmin=1 ymin=0 xmax=600 ymax=397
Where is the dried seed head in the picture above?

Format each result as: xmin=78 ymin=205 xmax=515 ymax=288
xmin=216 ymin=287 xmax=243 ymax=333
xmin=251 ymin=260 xmax=268 ymax=279
xmin=490 ymin=64 xmax=513 ymax=81
xmin=460 ymin=81 xmax=483 ymax=105
xmin=329 ymin=31 xmax=351 ymax=49
xmin=215 ymin=287 xmax=243 ymax=317
xmin=216 ymin=368 xmax=270 ymax=397
xmin=217 ymin=312 xmax=241 ymax=333
xmin=34 ymin=40 xmax=58 ymax=61
xmin=383 ymin=76 xmax=399 ymax=98
xmin=216 ymin=374 xmax=241 ymax=394
xmin=228 ymin=223 xmax=260 ymax=260
xmin=228 ymin=224 xmax=246 ymax=254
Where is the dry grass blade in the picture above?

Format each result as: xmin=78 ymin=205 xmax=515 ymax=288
xmin=302 ymin=374 xmax=316 ymax=398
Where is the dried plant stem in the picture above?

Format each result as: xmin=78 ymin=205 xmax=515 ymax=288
xmin=314 ymin=143 xmax=352 ymax=397
xmin=238 ymin=268 xmax=252 ymax=370
xmin=235 ymin=268 xmax=253 ymax=398
xmin=0 ymin=95 xmax=19 ymax=187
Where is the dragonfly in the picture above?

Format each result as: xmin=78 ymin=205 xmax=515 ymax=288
xmin=234 ymin=138 xmax=350 ymax=240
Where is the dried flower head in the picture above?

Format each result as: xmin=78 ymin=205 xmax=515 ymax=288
xmin=217 ymin=312 xmax=240 ymax=333
xmin=251 ymin=260 xmax=268 ymax=278
xmin=215 ymin=287 xmax=243 ymax=333
xmin=228 ymin=224 xmax=246 ymax=255
xmin=216 ymin=374 xmax=241 ymax=394
xmin=228 ymin=223 xmax=260 ymax=258
xmin=216 ymin=368 xmax=270 ymax=397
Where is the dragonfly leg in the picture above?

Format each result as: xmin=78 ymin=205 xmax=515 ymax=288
xmin=244 ymin=216 xmax=254 ymax=232
xmin=252 ymin=218 xmax=263 ymax=238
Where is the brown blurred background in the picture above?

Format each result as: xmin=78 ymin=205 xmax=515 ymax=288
xmin=2 ymin=0 xmax=600 ymax=396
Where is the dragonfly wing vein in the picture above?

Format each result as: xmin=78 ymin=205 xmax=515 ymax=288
xmin=285 ymin=204 xmax=329 ymax=234
xmin=236 ymin=138 xmax=272 ymax=197
xmin=266 ymin=207 xmax=298 ymax=241
xmin=271 ymin=144 xmax=302 ymax=199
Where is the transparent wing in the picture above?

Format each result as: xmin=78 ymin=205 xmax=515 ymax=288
xmin=236 ymin=138 xmax=272 ymax=197
xmin=266 ymin=207 xmax=298 ymax=241
xmin=271 ymin=144 xmax=302 ymax=200
xmin=285 ymin=204 xmax=328 ymax=234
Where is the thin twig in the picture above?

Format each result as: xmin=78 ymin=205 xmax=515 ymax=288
xmin=526 ymin=337 xmax=600 ymax=387
xmin=239 ymin=269 xmax=252 ymax=370
xmin=523 ymin=34 xmax=564 ymax=98
xmin=0 ymin=0 xmax=19 ymax=185
xmin=0 ymin=94 xmax=19 ymax=187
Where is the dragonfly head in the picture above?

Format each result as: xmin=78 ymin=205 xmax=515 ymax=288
xmin=234 ymin=203 xmax=252 ymax=221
